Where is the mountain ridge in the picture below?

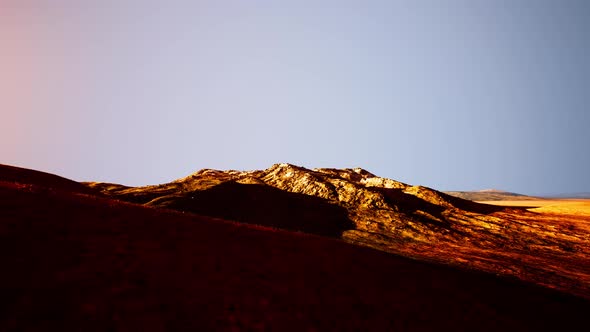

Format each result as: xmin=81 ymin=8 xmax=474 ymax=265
xmin=444 ymin=189 xmax=538 ymax=201
xmin=86 ymin=163 xmax=590 ymax=298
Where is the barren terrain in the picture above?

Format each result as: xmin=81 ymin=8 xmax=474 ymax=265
xmin=2 ymin=163 xmax=590 ymax=330
xmin=86 ymin=163 xmax=590 ymax=299
xmin=480 ymin=199 xmax=590 ymax=214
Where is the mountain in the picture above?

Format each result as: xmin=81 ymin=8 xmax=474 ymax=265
xmin=446 ymin=189 xmax=590 ymax=201
xmin=2 ymin=163 xmax=590 ymax=330
xmin=87 ymin=163 xmax=590 ymax=299
xmin=444 ymin=189 xmax=538 ymax=201
xmin=543 ymin=192 xmax=590 ymax=199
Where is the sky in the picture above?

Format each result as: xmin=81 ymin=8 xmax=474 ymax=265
xmin=1 ymin=0 xmax=589 ymax=195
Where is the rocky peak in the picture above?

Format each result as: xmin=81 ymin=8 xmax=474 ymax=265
xmin=164 ymin=164 xmax=479 ymax=236
xmin=87 ymin=163 xmax=590 ymax=298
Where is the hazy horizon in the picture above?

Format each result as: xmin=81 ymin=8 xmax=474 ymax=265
xmin=2 ymin=0 xmax=589 ymax=196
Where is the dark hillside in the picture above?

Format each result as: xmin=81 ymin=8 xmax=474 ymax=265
xmin=0 ymin=164 xmax=97 ymax=195
xmin=1 ymin=177 xmax=590 ymax=330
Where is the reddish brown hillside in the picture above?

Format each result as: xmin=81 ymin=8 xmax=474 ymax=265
xmin=2 ymin=170 xmax=590 ymax=330
xmin=0 ymin=164 xmax=97 ymax=195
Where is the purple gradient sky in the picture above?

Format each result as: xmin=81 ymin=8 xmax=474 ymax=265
xmin=1 ymin=0 xmax=589 ymax=195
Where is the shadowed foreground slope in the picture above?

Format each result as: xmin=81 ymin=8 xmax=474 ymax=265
xmin=2 ymin=170 xmax=590 ymax=330
xmin=148 ymin=181 xmax=355 ymax=237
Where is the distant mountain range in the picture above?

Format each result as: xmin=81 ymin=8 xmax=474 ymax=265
xmin=541 ymin=192 xmax=590 ymax=199
xmin=445 ymin=189 xmax=590 ymax=201
xmin=444 ymin=189 xmax=538 ymax=201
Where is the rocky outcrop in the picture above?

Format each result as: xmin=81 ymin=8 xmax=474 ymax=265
xmin=89 ymin=163 xmax=590 ymax=299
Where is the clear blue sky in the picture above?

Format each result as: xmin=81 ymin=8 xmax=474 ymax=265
xmin=1 ymin=0 xmax=589 ymax=195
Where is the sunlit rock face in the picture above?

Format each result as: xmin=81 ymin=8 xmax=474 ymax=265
xmin=88 ymin=163 xmax=590 ymax=299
